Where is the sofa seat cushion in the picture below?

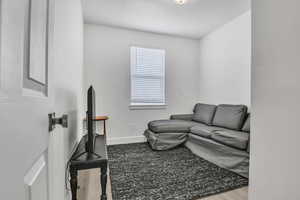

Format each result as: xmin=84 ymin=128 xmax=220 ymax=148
xmin=148 ymin=120 xmax=199 ymax=133
xmin=192 ymin=103 xmax=217 ymax=125
xmin=213 ymin=104 xmax=248 ymax=130
xmin=190 ymin=124 xmax=224 ymax=138
xmin=211 ymin=129 xmax=249 ymax=150
xmin=170 ymin=114 xmax=194 ymax=121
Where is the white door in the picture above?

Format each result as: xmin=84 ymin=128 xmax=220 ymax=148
xmin=0 ymin=0 xmax=83 ymax=200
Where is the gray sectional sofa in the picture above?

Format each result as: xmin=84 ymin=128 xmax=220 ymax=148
xmin=144 ymin=103 xmax=250 ymax=178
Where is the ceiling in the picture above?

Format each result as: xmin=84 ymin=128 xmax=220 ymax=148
xmin=83 ymin=0 xmax=250 ymax=39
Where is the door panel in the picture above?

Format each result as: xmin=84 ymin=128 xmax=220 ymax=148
xmin=28 ymin=0 xmax=48 ymax=85
xmin=24 ymin=154 xmax=48 ymax=200
xmin=23 ymin=0 xmax=48 ymax=95
xmin=0 ymin=0 xmax=83 ymax=200
xmin=0 ymin=1 xmax=51 ymax=200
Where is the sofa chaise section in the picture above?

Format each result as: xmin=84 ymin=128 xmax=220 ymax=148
xmin=145 ymin=119 xmax=199 ymax=150
xmin=144 ymin=130 xmax=188 ymax=151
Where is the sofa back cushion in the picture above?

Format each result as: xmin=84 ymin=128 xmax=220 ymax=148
xmin=192 ymin=103 xmax=217 ymax=125
xmin=212 ymin=104 xmax=248 ymax=130
xmin=242 ymin=114 xmax=250 ymax=132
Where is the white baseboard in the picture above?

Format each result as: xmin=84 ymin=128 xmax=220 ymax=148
xmin=107 ymin=135 xmax=146 ymax=145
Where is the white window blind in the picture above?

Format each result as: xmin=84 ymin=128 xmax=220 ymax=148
xmin=130 ymin=47 xmax=166 ymax=105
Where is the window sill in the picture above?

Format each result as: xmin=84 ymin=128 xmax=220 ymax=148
xmin=129 ymin=103 xmax=167 ymax=110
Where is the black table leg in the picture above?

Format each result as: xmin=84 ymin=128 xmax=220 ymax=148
xmin=101 ymin=165 xmax=108 ymax=200
xmin=103 ymin=120 xmax=106 ymax=135
xmin=70 ymin=168 xmax=78 ymax=200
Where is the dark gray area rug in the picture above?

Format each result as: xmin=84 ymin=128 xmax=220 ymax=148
xmin=108 ymin=143 xmax=248 ymax=200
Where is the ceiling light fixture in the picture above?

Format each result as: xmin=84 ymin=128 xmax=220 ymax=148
xmin=174 ymin=0 xmax=187 ymax=5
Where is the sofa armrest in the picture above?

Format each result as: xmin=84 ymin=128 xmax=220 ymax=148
xmin=170 ymin=114 xmax=194 ymax=121
xmin=247 ymin=139 xmax=250 ymax=153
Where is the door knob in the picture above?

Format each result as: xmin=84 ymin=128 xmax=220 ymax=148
xmin=48 ymin=113 xmax=68 ymax=132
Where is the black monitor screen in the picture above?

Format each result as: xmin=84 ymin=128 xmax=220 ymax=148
xmin=87 ymin=86 xmax=96 ymax=153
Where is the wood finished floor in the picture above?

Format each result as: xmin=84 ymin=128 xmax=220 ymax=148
xmin=77 ymin=169 xmax=248 ymax=200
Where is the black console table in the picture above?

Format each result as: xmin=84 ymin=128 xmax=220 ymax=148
xmin=69 ymin=134 xmax=108 ymax=200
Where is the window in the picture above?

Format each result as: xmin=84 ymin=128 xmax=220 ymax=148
xmin=130 ymin=47 xmax=166 ymax=109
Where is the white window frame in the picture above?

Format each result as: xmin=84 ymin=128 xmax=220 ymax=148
xmin=130 ymin=46 xmax=166 ymax=110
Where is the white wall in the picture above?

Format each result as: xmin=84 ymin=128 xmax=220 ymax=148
xmin=198 ymin=11 xmax=251 ymax=106
xmin=250 ymin=1 xmax=300 ymax=200
xmin=84 ymin=24 xmax=200 ymax=144
xmin=50 ymin=0 xmax=83 ymax=199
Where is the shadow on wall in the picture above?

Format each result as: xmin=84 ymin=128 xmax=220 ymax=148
xmin=54 ymin=87 xmax=81 ymax=160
